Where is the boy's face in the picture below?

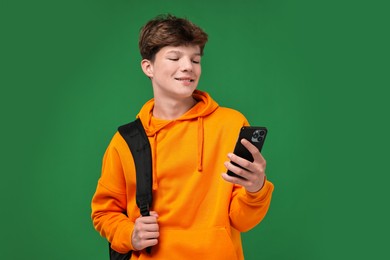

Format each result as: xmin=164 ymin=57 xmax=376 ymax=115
xmin=142 ymin=45 xmax=202 ymax=100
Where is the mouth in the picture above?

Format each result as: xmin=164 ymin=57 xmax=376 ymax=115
xmin=175 ymin=77 xmax=195 ymax=83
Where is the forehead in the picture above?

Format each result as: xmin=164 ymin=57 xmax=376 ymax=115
xmin=159 ymin=45 xmax=201 ymax=55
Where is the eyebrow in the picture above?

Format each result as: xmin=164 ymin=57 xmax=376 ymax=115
xmin=166 ymin=50 xmax=201 ymax=56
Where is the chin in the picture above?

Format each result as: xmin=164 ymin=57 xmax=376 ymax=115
xmin=176 ymin=84 xmax=197 ymax=95
xmin=176 ymin=89 xmax=196 ymax=99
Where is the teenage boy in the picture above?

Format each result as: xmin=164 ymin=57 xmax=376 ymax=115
xmin=92 ymin=14 xmax=274 ymax=260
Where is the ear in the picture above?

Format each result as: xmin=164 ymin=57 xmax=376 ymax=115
xmin=141 ymin=59 xmax=154 ymax=78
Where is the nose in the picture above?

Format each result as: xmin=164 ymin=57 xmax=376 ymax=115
xmin=180 ymin=57 xmax=193 ymax=72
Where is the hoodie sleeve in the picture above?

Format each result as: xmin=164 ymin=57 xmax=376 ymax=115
xmin=229 ymin=180 xmax=274 ymax=232
xmin=91 ymin=138 xmax=135 ymax=253
xmin=226 ymin=114 xmax=275 ymax=232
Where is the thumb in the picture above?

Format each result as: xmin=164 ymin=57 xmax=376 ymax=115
xmin=149 ymin=211 xmax=159 ymax=217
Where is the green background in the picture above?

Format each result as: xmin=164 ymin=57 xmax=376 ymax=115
xmin=1 ymin=0 xmax=389 ymax=259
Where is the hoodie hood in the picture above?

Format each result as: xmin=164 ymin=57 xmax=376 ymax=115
xmin=137 ymin=90 xmax=219 ymax=136
xmin=136 ymin=90 xmax=219 ymax=189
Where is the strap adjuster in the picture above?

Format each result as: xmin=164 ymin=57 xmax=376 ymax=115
xmin=139 ymin=202 xmax=150 ymax=217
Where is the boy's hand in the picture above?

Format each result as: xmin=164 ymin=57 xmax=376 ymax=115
xmin=131 ymin=211 xmax=159 ymax=251
xmin=222 ymin=139 xmax=267 ymax=193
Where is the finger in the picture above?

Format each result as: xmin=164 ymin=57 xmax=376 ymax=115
xmin=149 ymin=211 xmax=159 ymax=217
xmin=132 ymin=229 xmax=159 ymax=249
xmin=134 ymin=236 xmax=159 ymax=251
xmin=137 ymin=215 xmax=158 ymax=225
xmin=142 ymin=238 xmax=159 ymax=248
xmin=143 ymin=223 xmax=159 ymax=232
xmin=224 ymin=162 xmax=247 ymax=178
xmin=227 ymin=154 xmax=254 ymax=175
xmin=140 ymin=230 xmax=160 ymax=240
xmin=221 ymin=173 xmax=250 ymax=186
xmin=240 ymin=139 xmax=265 ymax=164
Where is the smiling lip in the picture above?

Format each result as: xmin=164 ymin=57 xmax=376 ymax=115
xmin=175 ymin=77 xmax=195 ymax=82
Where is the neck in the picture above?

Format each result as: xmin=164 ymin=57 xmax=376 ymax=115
xmin=153 ymin=95 xmax=197 ymax=120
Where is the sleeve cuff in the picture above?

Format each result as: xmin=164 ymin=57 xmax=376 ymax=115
xmin=245 ymin=180 xmax=274 ymax=201
xmin=111 ymin=220 xmax=135 ymax=253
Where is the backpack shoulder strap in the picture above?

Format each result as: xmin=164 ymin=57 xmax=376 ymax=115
xmin=108 ymin=118 xmax=153 ymax=259
xmin=118 ymin=118 xmax=153 ymax=217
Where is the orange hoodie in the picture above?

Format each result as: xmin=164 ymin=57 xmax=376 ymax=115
xmin=91 ymin=90 xmax=274 ymax=259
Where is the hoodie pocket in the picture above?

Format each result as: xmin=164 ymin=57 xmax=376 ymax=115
xmin=144 ymin=227 xmax=238 ymax=260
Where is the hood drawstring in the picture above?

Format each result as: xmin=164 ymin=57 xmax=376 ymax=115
xmin=197 ymin=117 xmax=204 ymax=172
xmin=152 ymin=133 xmax=158 ymax=190
xmin=138 ymin=90 xmax=219 ymax=179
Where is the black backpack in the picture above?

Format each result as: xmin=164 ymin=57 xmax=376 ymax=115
xmin=109 ymin=118 xmax=153 ymax=259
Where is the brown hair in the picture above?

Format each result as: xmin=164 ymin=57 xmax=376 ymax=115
xmin=139 ymin=14 xmax=208 ymax=61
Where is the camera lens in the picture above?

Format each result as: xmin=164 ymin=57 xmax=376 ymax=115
xmin=259 ymin=130 xmax=265 ymax=136
xmin=253 ymin=131 xmax=260 ymax=139
xmin=257 ymin=136 xmax=263 ymax=142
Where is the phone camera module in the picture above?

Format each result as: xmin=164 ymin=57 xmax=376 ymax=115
xmin=251 ymin=130 xmax=264 ymax=143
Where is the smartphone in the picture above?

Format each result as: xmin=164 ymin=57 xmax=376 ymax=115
xmin=227 ymin=126 xmax=268 ymax=179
